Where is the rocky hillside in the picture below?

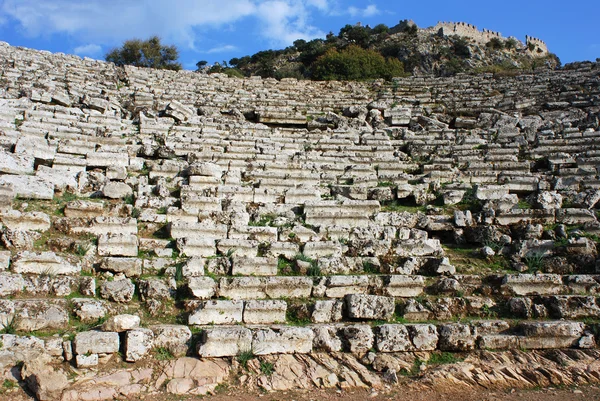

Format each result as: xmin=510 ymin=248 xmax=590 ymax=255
xmin=209 ymin=20 xmax=560 ymax=79
xmin=0 ymin=41 xmax=599 ymax=401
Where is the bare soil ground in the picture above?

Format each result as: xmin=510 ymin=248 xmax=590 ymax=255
xmin=204 ymin=385 xmax=600 ymax=401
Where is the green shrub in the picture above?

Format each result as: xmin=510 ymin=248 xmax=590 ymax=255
xmin=486 ymin=38 xmax=504 ymax=50
xmin=106 ymin=36 xmax=181 ymax=70
xmin=311 ymin=45 xmax=406 ymax=81
xmin=259 ymin=361 xmax=274 ymax=376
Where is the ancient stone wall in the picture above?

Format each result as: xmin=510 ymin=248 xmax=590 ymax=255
xmin=0 ymin=42 xmax=598 ymax=400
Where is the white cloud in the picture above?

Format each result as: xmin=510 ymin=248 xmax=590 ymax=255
xmin=0 ymin=0 xmax=256 ymax=48
xmin=347 ymin=4 xmax=380 ymax=18
xmin=73 ymin=43 xmax=102 ymax=56
xmin=206 ymin=45 xmax=239 ymax=54
xmin=256 ymin=1 xmax=325 ymax=45
xmin=0 ymin=0 xmax=328 ymax=49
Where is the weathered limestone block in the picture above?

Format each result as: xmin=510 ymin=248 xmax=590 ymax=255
xmin=216 ymin=239 xmax=258 ymax=258
xmin=0 ymin=251 xmax=10 ymax=271
xmin=502 ymin=274 xmax=564 ymax=295
xmin=475 ymin=185 xmax=509 ymax=200
xmin=70 ymin=216 xmax=138 ymax=236
xmin=138 ymin=278 xmax=171 ymax=301
xmin=101 ymin=314 xmax=140 ymax=332
xmin=71 ymin=298 xmax=108 ymax=322
xmin=265 ymin=277 xmax=313 ymax=298
xmin=75 ymin=353 xmax=99 ymax=368
xmin=197 ymin=326 xmax=252 ymax=357
xmin=375 ymin=324 xmax=411 ymax=352
xmin=218 ymin=277 xmax=267 ymax=299
xmin=556 ymin=208 xmax=598 ymax=225
xmin=151 ymin=325 xmax=192 ymax=357
xmin=341 ymin=324 xmax=374 ymax=355
xmin=243 ymin=300 xmax=287 ymax=324
xmin=170 ymin=221 xmax=227 ymax=240
xmin=345 ymin=294 xmax=395 ymax=320
xmin=0 ymin=210 xmax=51 ymax=231
xmin=311 ymin=300 xmax=344 ymax=323
xmin=546 ymin=295 xmax=600 ymax=319
xmin=73 ymin=331 xmax=120 ymax=355
xmin=252 ymin=327 xmax=314 ymax=355
xmin=438 ymin=323 xmax=476 ymax=351
xmin=188 ymin=300 xmax=243 ymax=325
xmin=99 ymin=278 xmax=135 ymax=303
xmin=86 ymin=152 xmax=129 ymax=168
xmin=518 ymin=321 xmax=585 ymax=349
xmin=181 ymin=257 xmax=205 ymax=277
xmin=0 ymin=175 xmax=54 ymax=200
xmin=100 ymin=257 xmax=142 ymax=277
xmin=536 ymin=191 xmax=563 ymax=210
xmin=383 ymin=275 xmax=425 ymax=297
xmin=176 ymin=237 xmax=216 ymax=258
xmin=63 ymin=200 xmax=105 ymax=218
xmin=231 ymin=256 xmax=278 ymax=276
xmin=396 ymin=239 xmax=443 ymax=257
xmin=102 ymin=181 xmax=133 ymax=199
xmin=384 ymin=107 xmax=411 ymax=126
xmin=187 ymin=276 xmax=217 ymax=299
xmin=303 ymin=241 xmax=343 ymax=259
xmin=407 ymin=324 xmax=439 ymax=351
xmin=325 ymin=276 xmax=369 ymax=298
xmin=97 ymin=233 xmax=138 ymax=257
xmin=0 ymin=272 xmax=24 ymax=296
xmin=0 ymin=299 xmax=69 ymax=331
xmin=125 ymin=328 xmax=154 ymax=362
xmin=313 ymin=325 xmax=343 ymax=352
xmin=12 ymin=251 xmax=80 ymax=275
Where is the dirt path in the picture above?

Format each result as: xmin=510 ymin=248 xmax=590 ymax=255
xmin=205 ymin=385 xmax=600 ymax=401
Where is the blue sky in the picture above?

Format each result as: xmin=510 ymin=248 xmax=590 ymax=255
xmin=0 ymin=0 xmax=597 ymax=70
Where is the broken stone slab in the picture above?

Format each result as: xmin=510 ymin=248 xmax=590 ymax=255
xmin=313 ymin=325 xmax=343 ymax=352
xmin=502 ymin=274 xmax=564 ymax=296
xmin=151 ymin=325 xmax=192 ymax=357
xmin=0 ymin=252 xmax=12 ymax=271
xmin=0 ymin=210 xmax=51 ymax=231
xmin=396 ymin=239 xmax=444 ymax=257
xmin=187 ymin=276 xmax=217 ymax=299
xmin=75 ymin=353 xmax=99 ymax=368
xmin=165 ymin=100 xmax=194 ymax=122
xmin=71 ymin=298 xmax=108 ymax=322
xmin=243 ymin=300 xmax=287 ymax=324
xmin=99 ymin=278 xmax=135 ymax=303
xmin=182 ymin=257 xmax=205 ymax=277
xmin=100 ymin=257 xmax=142 ymax=277
xmin=73 ymin=331 xmax=120 ymax=355
xmin=21 ymin=357 xmax=69 ymax=401
xmin=97 ymin=233 xmax=138 ymax=257
xmin=197 ymin=326 xmax=252 ymax=357
xmin=231 ymin=256 xmax=278 ymax=276
xmin=311 ymin=300 xmax=344 ymax=323
xmin=384 ymin=107 xmax=411 ymax=126
xmin=125 ymin=328 xmax=154 ymax=362
xmin=12 ymin=251 xmax=80 ymax=275
xmin=0 ymin=175 xmax=54 ymax=200
xmin=101 ymin=314 xmax=140 ymax=332
xmin=252 ymin=327 xmax=314 ymax=355
xmin=0 ymin=148 xmax=34 ymax=175
xmin=383 ymin=275 xmax=425 ymax=297
xmin=102 ymin=181 xmax=133 ymax=199
xmin=345 ymin=294 xmax=395 ymax=320
xmin=188 ymin=300 xmax=243 ymax=325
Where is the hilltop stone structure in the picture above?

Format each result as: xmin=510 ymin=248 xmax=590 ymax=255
xmin=0 ymin=40 xmax=599 ymax=400
xmin=427 ymin=21 xmax=549 ymax=55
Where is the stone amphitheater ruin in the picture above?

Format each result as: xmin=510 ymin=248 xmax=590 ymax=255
xmin=0 ymin=40 xmax=599 ymax=400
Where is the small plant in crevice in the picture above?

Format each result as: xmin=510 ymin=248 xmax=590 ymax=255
xmin=237 ymin=350 xmax=255 ymax=369
xmin=427 ymin=352 xmax=464 ymax=365
xmin=259 ymin=361 xmax=274 ymax=376
xmin=153 ymin=347 xmax=175 ymax=361
xmin=524 ymin=253 xmax=545 ymax=271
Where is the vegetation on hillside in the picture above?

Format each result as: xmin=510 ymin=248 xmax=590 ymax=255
xmin=106 ymin=36 xmax=182 ymax=71
xmin=198 ymin=21 xmax=560 ymax=80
